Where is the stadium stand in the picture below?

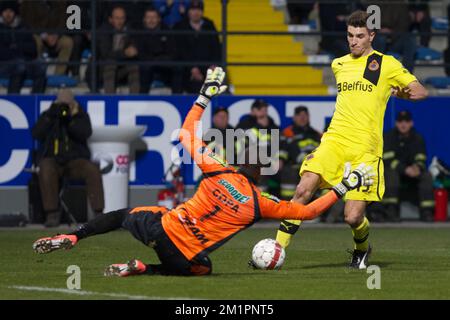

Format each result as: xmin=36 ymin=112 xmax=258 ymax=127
xmin=0 ymin=0 xmax=449 ymax=95
xmin=0 ymin=75 xmax=78 ymax=89
xmin=204 ymin=1 xmax=327 ymax=95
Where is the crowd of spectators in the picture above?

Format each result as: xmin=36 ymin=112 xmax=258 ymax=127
xmin=0 ymin=0 xmax=448 ymax=93
xmin=0 ymin=0 xmax=221 ymax=94
xmin=288 ymin=0 xmax=443 ymax=73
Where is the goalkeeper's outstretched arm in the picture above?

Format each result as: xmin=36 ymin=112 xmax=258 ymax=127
xmin=260 ymin=163 xmax=375 ymax=221
xmin=178 ymin=67 xmax=228 ymax=173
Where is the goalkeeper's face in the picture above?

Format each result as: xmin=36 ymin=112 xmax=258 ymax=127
xmin=347 ymin=26 xmax=375 ymax=57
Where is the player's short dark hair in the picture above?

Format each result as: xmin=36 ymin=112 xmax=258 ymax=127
xmin=347 ymin=10 xmax=371 ymax=30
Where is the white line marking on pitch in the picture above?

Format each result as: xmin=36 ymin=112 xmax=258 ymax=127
xmin=8 ymin=285 xmax=200 ymax=300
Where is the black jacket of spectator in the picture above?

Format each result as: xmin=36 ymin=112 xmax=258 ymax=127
xmin=236 ymin=115 xmax=278 ymax=131
xmin=203 ymin=124 xmax=235 ymax=163
xmin=374 ymin=0 xmax=412 ymax=37
xmin=280 ymin=124 xmax=321 ymax=167
xmin=205 ymin=124 xmax=235 ymax=140
xmin=318 ymin=2 xmax=351 ymax=57
xmin=32 ymin=104 xmax=93 ymax=164
xmin=383 ymin=127 xmax=427 ymax=174
xmin=97 ymin=22 xmax=136 ymax=61
xmin=67 ymin=0 xmax=103 ymax=30
xmin=134 ymin=23 xmax=175 ymax=61
xmin=236 ymin=115 xmax=279 ymax=161
xmin=204 ymin=124 xmax=235 ymax=150
xmin=0 ymin=16 xmax=36 ymax=61
xmin=174 ymin=17 xmax=221 ymax=74
xmin=20 ymin=0 xmax=68 ymax=29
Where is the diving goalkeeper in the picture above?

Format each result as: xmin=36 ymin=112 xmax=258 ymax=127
xmin=33 ymin=67 xmax=373 ymax=277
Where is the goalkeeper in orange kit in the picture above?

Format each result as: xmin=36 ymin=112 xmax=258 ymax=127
xmin=32 ymin=67 xmax=374 ymax=277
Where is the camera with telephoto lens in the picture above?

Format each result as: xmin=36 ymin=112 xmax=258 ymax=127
xmin=49 ymin=102 xmax=71 ymax=119
xmin=58 ymin=103 xmax=70 ymax=118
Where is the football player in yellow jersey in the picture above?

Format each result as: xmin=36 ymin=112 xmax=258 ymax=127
xmin=276 ymin=10 xmax=428 ymax=269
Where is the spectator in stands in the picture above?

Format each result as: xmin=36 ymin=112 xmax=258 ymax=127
xmin=371 ymin=0 xmax=417 ymax=72
xmin=236 ymin=99 xmax=278 ymax=133
xmin=0 ymin=1 xmax=46 ymax=93
xmin=99 ymin=1 xmax=152 ymax=29
xmin=382 ymin=110 xmax=434 ymax=222
xmin=278 ymin=106 xmax=321 ymax=200
xmin=98 ymin=5 xmax=140 ymax=94
xmin=67 ymin=1 xmax=97 ymax=78
xmin=236 ymin=99 xmax=279 ymax=193
xmin=318 ymin=1 xmax=351 ymax=57
xmin=154 ymin=0 xmax=190 ymax=28
xmin=31 ymin=88 xmax=104 ymax=227
xmin=408 ymin=0 xmax=432 ymax=47
xmin=135 ymin=7 xmax=175 ymax=94
xmin=287 ymin=0 xmax=316 ymax=24
xmin=203 ymin=106 xmax=234 ymax=162
xmin=20 ymin=0 xmax=74 ymax=75
xmin=172 ymin=0 xmax=221 ymax=93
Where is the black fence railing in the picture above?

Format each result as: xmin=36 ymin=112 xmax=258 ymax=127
xmin=0 ymin=0 xmax=449 ymax=92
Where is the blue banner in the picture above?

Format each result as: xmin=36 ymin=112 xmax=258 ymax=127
xmin=1 ymin=95 xmax=449 ymax=186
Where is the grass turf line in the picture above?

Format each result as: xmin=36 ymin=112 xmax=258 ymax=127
xmin=0 ymin=227 xmax=449 ymax=299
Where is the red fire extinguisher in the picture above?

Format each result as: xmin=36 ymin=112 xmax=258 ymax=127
xmin=157 ymin=188 xmax=176 ymax=209
xmin=434 ymin=188 xmax=448 ymax=222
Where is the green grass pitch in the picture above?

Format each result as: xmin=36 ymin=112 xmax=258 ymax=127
xmin=1 ymin=226 xmax=449 ymax=299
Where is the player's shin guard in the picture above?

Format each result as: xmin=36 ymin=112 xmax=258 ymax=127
xmin=276 ymin=219 xmax=302 ymax=248
xmin=351 ymin=217 xmax=370 ymax=251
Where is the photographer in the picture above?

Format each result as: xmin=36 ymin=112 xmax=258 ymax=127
xmin=31 ymin=89 xmax=104 ymax=227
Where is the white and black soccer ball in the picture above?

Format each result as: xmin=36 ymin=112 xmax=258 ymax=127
xmin=251 ymin=238 xmax=285 ymax=270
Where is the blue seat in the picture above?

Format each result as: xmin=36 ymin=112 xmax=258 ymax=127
xmin=81 ymin=49 xmax=92 ymax=60
xmin=0 ymin=75 xmax=78 ymax=88
xmin=308 ymin=19 xmax=317 ymax=30
xmin=47 ymin=75 xmax=78 ymax=88
xmin=432 ymin=17 xmax=448 ymax=30
xmin=424 ymin=77 xmax=450 ymax=89
xmin=386 ymin=51 xmax=402 ymax=60
xmin=0 ymin=78 xmax=33 ymax=87
xmin=151 ymin=79 xmax=166 ymax=89
xmin=415 ymin=46 xmax=442 ymax=61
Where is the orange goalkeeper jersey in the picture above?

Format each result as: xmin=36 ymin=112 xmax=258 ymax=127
xmin=158 ymin=104 xmax=339 ymax=261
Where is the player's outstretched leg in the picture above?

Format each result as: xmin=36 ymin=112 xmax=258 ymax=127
xmin=104 ymin=257 xmax=213 ymax=277
xmin=33 ymin=208 xmax=129 ymax=254
xmin=275 ymin=172 xmax=320 ymax=248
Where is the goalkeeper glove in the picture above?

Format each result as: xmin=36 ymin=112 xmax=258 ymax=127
xmin=332 ymin=162 xmax=375 ymax=198
xmin=195 ymin=66 xmax=227 ymax=109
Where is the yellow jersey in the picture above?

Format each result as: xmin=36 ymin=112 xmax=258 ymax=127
xmin=323 ymin=50 xmax=417 ymax=157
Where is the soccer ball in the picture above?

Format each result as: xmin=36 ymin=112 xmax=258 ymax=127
xmin=251 ymin=238 xmax=285 ymax=270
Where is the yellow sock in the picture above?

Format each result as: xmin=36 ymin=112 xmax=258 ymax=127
xmin=276 ymin=219 xmax=302 ymax=248
xmin=351 ymin=217 xmax=370 ymax=251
